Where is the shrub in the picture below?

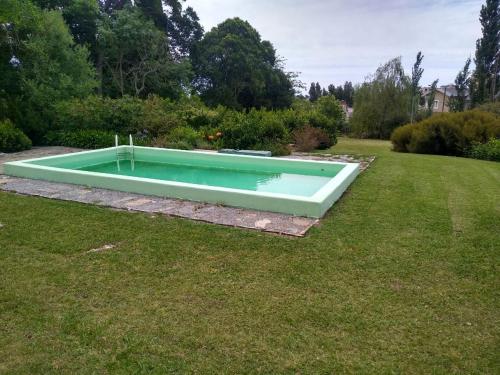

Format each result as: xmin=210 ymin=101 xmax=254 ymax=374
xmin=293 ymin=126 xmax=333 ymax=152
xmin=391 ymin=110 xmax=500 ymax=156
xmin=289 ymin=97 xmax=341 ymax=145
xmin=0 ymin=120 xmax=32 ymax=153
xmin=475 ymin=102 xmax=500 ymax=117
xmin=219 ymin=109 xmax=290 ymax=153
xmin=150 ymin=126 xmax=202 ymax=150
xmin=168 ymin=127 xmax=201 ymax=147
xmin=50 ymin=96 xmax=339 ymax=155
xmin=44 ymin=130 xmax=129 ymax=149
xmin=54 ymin=96 xmax=143 ymax=133
xmin=467 ymin=138 xmax=500 ymax=161
xmin=151 ymin=138 xmax=192 ymax=150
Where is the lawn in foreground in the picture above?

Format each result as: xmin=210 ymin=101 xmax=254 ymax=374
xmin=0 ymin=138 xmax=498 ymax=373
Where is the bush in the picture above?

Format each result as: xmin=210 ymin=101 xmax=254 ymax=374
xmin=168 ymin=127 xmax=202 ymax=147
xmin=289 ymin=97 xmax=342 ymax=145
xmin=219 ymin=109 xmax=291 ymax=154
xmin=467 ymin=138 xmax=500 ymax=161
xmin=44 ymin=130 xmax=129 ymax=149
xmin=50 ymin=96 xmax=341 ymax=155
xmin=391 ymin=110 xmax=500 ymax=156
xmin=475 ymin=102 xmax=500 ymax=117
xmin=293 ymin=126 xmax=333 ymax=152
xmin=150 ymin=127 xmax=202 ymax=150
xmin=0 ymin=120 xmax=32 ymax=153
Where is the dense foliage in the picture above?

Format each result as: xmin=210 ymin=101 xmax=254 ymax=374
xmin=0 ymin=1 xmax=304 ymax=152
xmin=471 ymin=0 xmax=499 ymax=106
xmin=48 ymin=95 xmax=344 ymax=155
xmin=191 ymin=18 xmax=294 ymax=110
xmin=293 ymin=126 xmax=332 ymax=152
xmin=391 ymin=110 xmax=500 ymax=156
xmin=0 ymin=119 xmax=32 ymax=152
xmin=44 ymin=129 xmax=130 ymax=149
xmin=0 ymin=0 xmax=97 ymax=142
xmin=98 ymin=7 xmax=191 ymax=98
xmin=350 ymin=58 xmax=412 ymax=139
xmin=467 ymin=138 xmax=500 ymax=161
xmin=476 ymin=101 xmax=500 ymax=116
xmin=308 ymin=81 xmax=354 ymax=107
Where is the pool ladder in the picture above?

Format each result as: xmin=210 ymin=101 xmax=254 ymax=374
xmin=115 ymin=134 xmax=135 ymax=171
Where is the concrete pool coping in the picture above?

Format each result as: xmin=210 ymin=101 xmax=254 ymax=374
xmin=0 ymin=147 xmax=374 ymax=236
xmin=3 ymin=146 xmax=360 ymax=218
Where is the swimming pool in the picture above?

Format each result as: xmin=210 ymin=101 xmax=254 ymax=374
xmin=3 ymin=146 xmax=359 ymax=217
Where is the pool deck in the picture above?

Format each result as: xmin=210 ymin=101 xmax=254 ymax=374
xmin=0 ymin=147 xmax=374 ymax=236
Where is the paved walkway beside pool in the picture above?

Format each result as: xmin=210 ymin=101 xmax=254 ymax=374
xmin=0 ymin=147 xmax=374 ymax=236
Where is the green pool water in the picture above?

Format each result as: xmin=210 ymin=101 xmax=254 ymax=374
xmin=78 ymin=160 xmax=332 ymax=197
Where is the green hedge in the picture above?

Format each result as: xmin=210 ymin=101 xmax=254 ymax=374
xmin=391 ymin=110 xmax=500 ymax=156
xmin=44 ymin=130 xmax=140 ymax=149
xmin=0 ymin=120 xmax=32 ymax=153
xmin=50 ymin=95 xmax=344 ymax=155
xmin=467 ymin=138 xmax=500 ymax=162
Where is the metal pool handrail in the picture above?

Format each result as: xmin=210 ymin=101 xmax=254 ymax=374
xmin=115 ymin=134 xmax=135 ymax=171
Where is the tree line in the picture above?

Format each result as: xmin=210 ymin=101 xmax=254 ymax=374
xmin=0 ymin=0 xmax=298 ymax=141
xmin=307 ymin=82 xmax=354 ymax=107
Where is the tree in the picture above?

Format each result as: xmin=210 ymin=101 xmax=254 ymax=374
xmin=135 ymin=0 xmax=167 ymax=29
xmin=324 ymin=82 xmax=353 ymax=106
xmin=31 ymin=1 xmax=100 ymax=56
xmin=98 ymin=7 xmax=190 ymax=98
xmin=471 ymin=0 xmax=499 ymax=105
xmin=450 ymin=58 xmax=471 ymax=112
xmin=309 ymin=82 xmax=321 ymax=102
xmin=343 ymin=81 xmax=354 ymax=107
xmin=410 ymin=51 xmax=424 ymax=123
xmin=0 ymin=0 xmax=96 ymax=141
xmin=163 ymin=0 xmax=204 ymax=59
xmin=98 ymin=0 xmax=131 ymax=14
xmin=426 ymin=79 xmax=439 ymax=115
xmin=350 ymin=57 xmax=411 ymax=139
xmin=191 ymin=18 xmax=294 ymax=110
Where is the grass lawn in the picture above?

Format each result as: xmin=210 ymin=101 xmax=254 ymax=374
xmin=0 ymin=138 xmax=499 ymax=373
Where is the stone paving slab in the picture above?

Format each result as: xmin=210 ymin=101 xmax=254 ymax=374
xmin=0 ymin=147 xmax=375 ymax=236
xmin=0 ymin=147 xmax=83 ymax=174
xmin=0 ymin=175 xmax=317 ymax=236
xmin=284 ymin=153 xmax=375 ymax=172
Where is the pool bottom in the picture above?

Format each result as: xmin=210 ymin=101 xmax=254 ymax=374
xmin=77 ymin=160 xmax=332 ymax=197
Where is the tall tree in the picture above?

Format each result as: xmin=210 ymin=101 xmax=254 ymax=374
xmin=426 ymin=79 xmax=439 ymax=115
xmin=98 ymin=7 xmax=190 ymax=98
xmin=450 ymin=58 xmax=472 ymax=112
xmin=308 ymin=82 xmax=322 ymax=102
xmin=98 ymin=0 xmax=131 ymax=14
xmin=0 ymin=0 xmax=96 ymax=141
xmin=350 ymin=57 xmax=411 ymax=139
xmin=309 ymin=83 xmax=318 ymax=102
xmin=191 ymin=18 xmax=294 ymax=109
xmin=161 ymin=0 xmax=204 ymax=59
xmin=31 ymin=1 xmax=100 ymax=55
xmin=135 ymin=0 xmax=168 ymax=29
xmin=343 ymin=81 xmax=354 ymax=106
xmin=471 ymin=0 xmax=500 ymax=105
xmin=410 ymin=51 xmax=424 ymax=123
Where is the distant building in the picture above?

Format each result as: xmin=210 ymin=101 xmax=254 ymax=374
xmin=339 ymin=100 xmax=353 ymax=120
xmin=420 ymin=84 xmax=470 ymax=113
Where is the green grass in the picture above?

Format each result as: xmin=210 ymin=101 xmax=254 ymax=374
xmin=1 ymin=138 xmax=499 ymax=374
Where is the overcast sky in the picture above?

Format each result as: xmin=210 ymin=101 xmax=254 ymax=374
xmin=185 ymin=0 xmax=483 ymax=90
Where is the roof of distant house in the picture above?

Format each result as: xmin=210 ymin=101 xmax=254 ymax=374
xmin=421 ymin=84 xmax=469 ymax=98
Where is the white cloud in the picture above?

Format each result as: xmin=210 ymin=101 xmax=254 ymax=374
xmin=185 ymin=0 xmax=482 ymax=89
